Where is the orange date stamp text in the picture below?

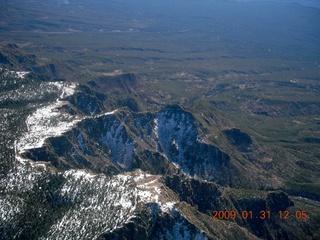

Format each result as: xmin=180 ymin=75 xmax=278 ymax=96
xmin=212 ymin=210 xmax=308 ymax=220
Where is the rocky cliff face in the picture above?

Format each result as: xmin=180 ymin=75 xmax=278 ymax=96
xmin=21 ymin=101 xmax=231 ymax=185
xmin=1 ymin=56 xmax=319 ymax=239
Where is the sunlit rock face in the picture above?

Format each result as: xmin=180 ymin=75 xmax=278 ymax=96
xmin=156 ymin=105 xmax=230 ymax=181
xmin=88 ymin=114 xmax=137 ymax=170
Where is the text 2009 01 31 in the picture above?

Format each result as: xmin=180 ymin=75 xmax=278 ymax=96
xmin=212 ymin=210 xmax=308 ymax=220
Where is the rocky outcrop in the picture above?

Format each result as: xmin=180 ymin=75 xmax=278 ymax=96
xmin=21 ymin=103 xmax=230 ymax=184
xmin=0 ymin=43 xmax=76 ymax=80
xmin=165 ymin=175 xmax=221 ymax=213
xmin=266 ymin=191 xmax=294 ymax=212
xmin=66 ymin=85 xmax=107 ymax=115
xmin=2 ymin=65 xmax=319 ymax=240
xmin=224 ymin=128 xmax=253 ymax=153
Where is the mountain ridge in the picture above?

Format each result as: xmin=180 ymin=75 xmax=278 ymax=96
xmin=1 ymin=7 xmax=320 ymax=237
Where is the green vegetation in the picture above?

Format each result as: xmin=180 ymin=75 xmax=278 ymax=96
xmin=1 ymin=0 xmax=319 ymax=79
xmin=0 ymin=0 xmax=319 ymax=238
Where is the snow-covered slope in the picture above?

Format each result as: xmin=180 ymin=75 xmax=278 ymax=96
xmin=19 ymin=102 xmax=230 ymax=183
xmin=41 ymin=169 xmax=179 ymax=239
xmin=16 ymin=82 xmax=78 ymax=153
xmin=2 ymin=68 xmax=315 ymax=240
xmin=2 ymin=71 xmax=212 ymax=239
xmin=156 ymin=106 xmax=230 ymax=180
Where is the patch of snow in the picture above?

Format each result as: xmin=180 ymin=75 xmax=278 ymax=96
xmin=172 ymin=139 xmax=179 ymax=150
xmin=132 ymin=169 xmax=152 ymax=181
xmin=64 ymin=169 xmax=96 ymax=182
xmin=133 ymin=171 xmax=176 ymax=213
xmin=45 ymin=170 xmax=137 ymax=240
xmin=0 ymin=197 xmax=23 ymax=224
xmin=100 ymin=119 xmax=135 ymax=169
xmin=160 ymin=201 xmax=176 ymax=212
xmin=1 ymin=69 xmax=30 ymax=79
xmin=11 ymin=71 xmax=30 ymax=79
xmin=77 ymin=132 xmax=87 ymax=152
xmin=0 ymin=154 xmax=50 ymax=235
xmin=3 ymin=157 xmax=48 ymax=193
xmin=16 ymin=82 xmax=78 ymax=153
xmin=153 ymin=118 xmax=159 ymax=139
xmin=95 ymin=109 xmax=118 ymax=118
xmin=100 ymin=69 xmax=124 ymax=76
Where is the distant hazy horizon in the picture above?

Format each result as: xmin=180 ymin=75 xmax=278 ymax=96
xmin=233 ymin=0 xmax=320 ymax=8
